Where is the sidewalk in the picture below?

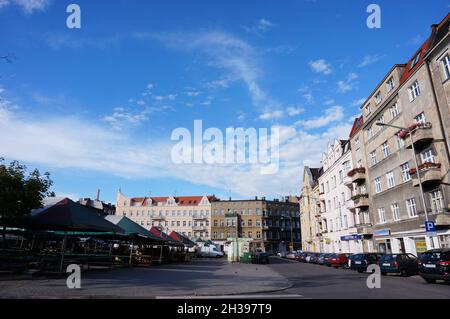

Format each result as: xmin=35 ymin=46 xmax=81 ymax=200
xmin=0 ymin=259 xmax=292 ymax=298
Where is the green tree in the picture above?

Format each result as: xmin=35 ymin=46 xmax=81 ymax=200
xmin=0 ymin=158 xmax=55 ymax=248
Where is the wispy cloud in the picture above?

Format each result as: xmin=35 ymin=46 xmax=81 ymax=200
xmin=296 ymin=106 xmax=344 ymax=130
xmin=358 ymin=54 xmax=385 ymax=67
xmin=0 ymin=0 xmax=51 ymax=14
xmin=309 ymin=59 xmax=333 ymax=75
xmin=243 ymin=18 xmax=276 ymax=35
xmin=337 ymin=73 xmax=359 ymax=93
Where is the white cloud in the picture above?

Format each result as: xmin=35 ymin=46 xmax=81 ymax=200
xmin=309 ymin=59 xmax=333 ymax=75
xmin=101 ymin=106 xmax=156 ymax=129
xmin=0 ymin=0 xmax=51 ymax=14
xmin=296 ymin=106 xmax=344 ymax=130
xmin=297 ymin=85 xmax=314 ymax=104
xmin=352 ymin=97 xmax=367 ymax=107
xmin=337 ymin=73 xmax=359 ymax=93
xmin=259 ymin=110 xmax=284 ymax=121
xmin=358 ymin=54 xmax=385 ymax=68
xmin=243 ymin=18 xmax=276 ymax=35
xmin=286 ymin=107 xmax=304 ymax=117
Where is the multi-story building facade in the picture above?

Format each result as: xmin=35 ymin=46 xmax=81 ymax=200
xmin=300 ymin=166 xmax=322 ymax=252
xmin=116 ymin=190 xmax=218 ymax=241
xmin=318 ymin=139 xmax=363 ymax=254
xmin=425 ymin=14 xmax=450 ymax=248
xmin=347 ymin=116 xmax=375 ymax=253
xmin=211 ymin=198 xmax=301 ymax=253
xmin=358 ymin=15 xmax=450 ymax=255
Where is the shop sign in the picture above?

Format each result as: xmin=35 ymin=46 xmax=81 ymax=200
xmin=415 ymin=238 xmax=427 ymax=254
xmin=340 ymin=234 xmax=362 ymax=241
xmin=374 ymin=229 xmax=391 ymax=237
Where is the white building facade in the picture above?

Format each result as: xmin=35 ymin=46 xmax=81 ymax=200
xmin=318 ymin=139 xmax=363 ymax=254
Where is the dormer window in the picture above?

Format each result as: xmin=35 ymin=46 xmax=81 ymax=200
xmin=410 ymin=52 xmax=421 ymax=70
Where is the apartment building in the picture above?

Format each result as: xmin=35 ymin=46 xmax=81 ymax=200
xmin=347 ymin=116 xmax=375 ymax=253
xmin=318 ymin=139 xmax=363 ymax=254
xmin=300 ymin=166 xmax=322 ymax=252
xmin=116 ymin=190 xmax=218 ymax=241
xmin=211 ymin=198 xmax=301 ymax=253
xmin=358 ymin=16 xmax=450 ymax=255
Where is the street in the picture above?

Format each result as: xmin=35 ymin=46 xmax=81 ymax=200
xmin=1 ymin=257 xmax=449 ymax=299
xmin=265 ymin=257 xmax=450 ymax=299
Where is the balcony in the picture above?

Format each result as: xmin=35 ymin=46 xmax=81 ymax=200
xmin=356 ymin=224 xmax=373 ymax=235
xmin=352 ymin=194 xmax=369 ymax=210
xmin=152 ymin=215 xmax=166 ymax=221
xmin=344 ymin=176 xmax=354 ymax=188
xmin=410 ymin=162 xmax=442 ymax=188
xmin=193 ymin=215 xmax=208 ymax=220
xmin=403 ymin=123 xmax=434 ymax=151
xmin=346 ymin=200 xmax=356 ymax=212
xmin=348 ymin=167 xmax=366 ymax=184
xmin=436 ymin=209 xmax=450 ymax=226
xmin=192 ymin=226 xmax=206 ymax=231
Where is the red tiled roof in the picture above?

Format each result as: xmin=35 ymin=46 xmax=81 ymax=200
xmin=130 ymin=195 xmax=218 ymax=206
xmin=399 ymin=37 xmax=432 ymax=85
xmin=349 ymin=116 xmax=364 ymax=139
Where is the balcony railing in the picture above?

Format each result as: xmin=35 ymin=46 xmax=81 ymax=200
xmin=352 ymin=194 xmax=369 ymax=210
xmin=399 ymin=122 xmax=433 ymax=151
xmin=347 ymin=167 xmax=366 ymax=184
xmin=410 ymin=162 xmax=442 ymax=188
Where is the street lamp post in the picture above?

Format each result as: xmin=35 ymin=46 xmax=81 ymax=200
xmin=376 ymin=122 xmax=434 ymax=248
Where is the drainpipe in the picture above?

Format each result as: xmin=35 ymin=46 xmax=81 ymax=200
xmin=425 ymin=59 xmax=450 ymax=213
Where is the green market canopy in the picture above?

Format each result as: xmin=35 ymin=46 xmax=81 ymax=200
xmin=25 ymin=198 xmax=124 ymax=234
xmin=105 ymin=215 xmax=165 ymax=244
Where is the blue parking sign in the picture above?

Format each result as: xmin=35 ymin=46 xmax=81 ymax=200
xmin=425 ymin=221 xmax=436 ymax=232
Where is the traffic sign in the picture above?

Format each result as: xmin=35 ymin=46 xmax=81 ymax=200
xmin=425 ymin=221 xmax=436 ymax=233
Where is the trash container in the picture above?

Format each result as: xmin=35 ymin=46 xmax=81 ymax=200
xmin=241 ymin=252 xmax=252 ymax=264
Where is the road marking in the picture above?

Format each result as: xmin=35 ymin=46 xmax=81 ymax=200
xmin=155 ymin=295 xmax=306 ymax=299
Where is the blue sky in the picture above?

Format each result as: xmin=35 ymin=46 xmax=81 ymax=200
xmin=0 ymin=0 xmax=448 ymax=203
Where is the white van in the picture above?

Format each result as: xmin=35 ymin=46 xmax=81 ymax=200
xmin=197 ymin=245 xmax=224 ymax=258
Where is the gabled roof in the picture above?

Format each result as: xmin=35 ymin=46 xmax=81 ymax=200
xmin=400 ymin=37 xmax=432 ymax=85
xmin=130 ymin=195 xmax=219 ymax=207
xmin=349 ymin=116 xmax=364 ymax=139
xmin=105 ymin=215 xmax=163 ymax=242
xmin=428 ymin=13 xmax=450 ymax=55
xmin=150 ymin=226 xmax=184 ymax=246
xmin=169 ymin=231 xmax=196 ymax=247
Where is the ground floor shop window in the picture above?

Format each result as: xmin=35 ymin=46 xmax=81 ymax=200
xmin=438 ymin=235 xmax=450 ymax=248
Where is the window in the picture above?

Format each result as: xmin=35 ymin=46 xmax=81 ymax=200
xmin=421 ymin=149 xmax=435 ymax=164
xmin=378 ymin=208 xmax=386 ymax=224
xmin=401 ymin=163 xmax=411 ymax=182
xmin=386 ymin=171 xmax=396 ymax=189
xmin=370 ymin=151 xmax=377 ymax=166
xmin=415 ymin=112 xmax=426 ymax=125
xmin=382 ymin=141 xmax=390 ymax=158
xmin=390 ymin=103 xmax=399 ymax=118
xmin=430 ymin=191 xmax=444 ymax=213
xmin=375 ymin=177 xmax=382 ymax=193
xmin=396 ymin=135 xmax=405 ymax=149
xmin=386 ymin=77 xmax=395 ymax=92
xmin=442 ymin=55 xmax=450 ymax=80
xmin=391 ymin=203 xmax=401 ymax=221
xmin=365 ymin=104 xmax=372 ymax=116
xmin=339 ymin=170 xmax=344 ymax=184
xmin=375 ymin=91 xmax=382 ymax=104
xmin=367 ymin=126 xmax=374 ymax=139
xmin=408 ymin=81 xmax=421 ymax=101
xmin=406 ymin=198 xmax=418 ymax=218
xmin=410 ymin=53 xmax=421 ymax=70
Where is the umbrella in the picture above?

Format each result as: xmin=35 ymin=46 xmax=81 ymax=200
xmin=105 ymin=215 xmax=164 ymax=243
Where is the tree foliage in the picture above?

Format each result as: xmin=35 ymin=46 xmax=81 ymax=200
xmin=0 ymin=158 xmax=55 ymax=228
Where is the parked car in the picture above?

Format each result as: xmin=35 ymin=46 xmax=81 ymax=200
xmin=323 ymin=254 xmax=333 ymax=266
xmin=379 ymin=254 xmax=419 ymax=277
xmin=286 ymin=251 xmax=297 ymax=260
xmin=298 ymin=252 xmax=308 ymax=262
xmin=351 ymin=253 xmax=382 ymax=273
xmin=197 ymin=245 xmax=224 ymax=258
xmin=330 ymin=253 xmax=350 ymax=268
xmin=309 ymin=253 xmax=319 ymax=264
xmin=252 ymin=250 xmax=270 ymax=264
xmin=317 ymin=253 xmax=327 ymax=265
xmin=418 ymin=249 xmax=450 ymax=284
xmin=344 ymin=254 xmax=354 ymax=269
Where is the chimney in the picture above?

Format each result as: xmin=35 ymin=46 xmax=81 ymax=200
xmin=96 ymin=189 xmax=101 ymax=201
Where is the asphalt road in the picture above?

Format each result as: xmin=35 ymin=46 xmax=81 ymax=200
xmin=264 ymin=257 xmax=450 ymax=299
